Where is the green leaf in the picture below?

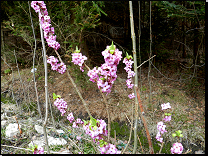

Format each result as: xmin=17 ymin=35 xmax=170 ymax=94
xmin=83 ymin=119 xmax=88 ymax=126
xmin=75 ymin=46 xmax=80 ymax=53
xmin=109 ymin=41 xmax=115 ymax=54
xmin=179 ymin=134 xmax=183 ymax=138
xmin=172 ymin=133 xmax=177 ymax=137
xmin=99 ymin=77 xmax=105 ymax=81
xmin=90 ymin=116 xmax=97 ymax=126
xmin=165 ymin=113 xmax=171 ymax=116
xmin=53 ymin=93 xmax=57 ymax=100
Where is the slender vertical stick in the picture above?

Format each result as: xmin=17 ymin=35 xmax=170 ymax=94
xmin=28 ymin=1 xmax=42 ymax=121
xmin=135 ymin=86 xmax=154 ymax=154
xmin=148 ymin=1 xmax=152 ymax=105
xmin=138 ymin=1 xmax=142 ymax=95
xmin=39 ymin=17 xmax=50 ymax=154
xmin=129 ymin=1 xmax=139 ymax=154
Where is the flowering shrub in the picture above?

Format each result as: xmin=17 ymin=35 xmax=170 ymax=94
xmin=155 ymin=102 xmax=183 ymax=154
xmin=31 ymin=1 xmax=60 ymax=50
xmin=87 ymin=42 xmax=122 ymax=95
xmin=66 ymin=111 xmax=121 ymax=154
xmin=31 ymin=1 xmax=186 ymax=154
xmin=123 ymin=53 xmax=135 ymax=99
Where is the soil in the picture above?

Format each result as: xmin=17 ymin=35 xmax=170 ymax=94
xmin=1 ymin=60 xmax=205 ymax=154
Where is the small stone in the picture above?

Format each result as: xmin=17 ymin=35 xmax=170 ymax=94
xmin=47 ymin=135 xmax=67 ymax=146
xmin=5 ymin=123 xmax=21 ymax=137
xmin=195 ymin=150 xmax=204 ymax=154
xmin=56 ymin=129 xmax=65 ymax=134
xmin=35 ymin=125 xmax=44 ymax=134
xmin=1 ymin=120 xmax=7 ymax=127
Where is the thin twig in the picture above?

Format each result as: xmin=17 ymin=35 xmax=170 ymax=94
xmin=129 ymin=1 xmax=139 ymax=153
xmin=158 ymin=142 xmax=164 ymax=154
xmin=53 ymin=49 xmax=92 ymax=117
xmin=1 ymin=144 xmax=33 ymax=152
xmin=28 ymin=1 xmax=42 ymax=120
xmin=39 ymin=14 xmax=50 ymax=154
xmin=137 ymin=55 xmax=156 ymax=69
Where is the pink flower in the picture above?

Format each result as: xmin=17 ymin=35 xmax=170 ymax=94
xmin=38 ymin=147 xmax=44 ymax=154
xmin=161 ymin=102 xmax=171 ymax=110
xmin=76 ymin=136 xmax=81 ymax=140
xmin=76 ymin=118 xmax=84 ymax=124
xmin=170 ymin=142 xmax=183 ymax=154
xmin=157 ymin=121 xmax=167 ymax=134
xmin=71 ymin=53 xmax=87 ymax=72
xmin=56 ymin=63 xmax=66 ymax=74
xmin=67 ymin=112 xmax=74 ymax=123
xmin=163 ymin=115 xmax=171 ymax=122
xmin=155 ymin=131 xmax=163 ymax=143
xmin=126 ymin=79 xmax=134 ymax=89
xmin=128 ymin=93 xmax=135 ymax=99
xmin=31 ymin=1 xmax=60 ymax=51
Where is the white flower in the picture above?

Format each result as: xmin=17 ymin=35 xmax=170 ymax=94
xmin=31 ymin=68 xmax=37 ymax=73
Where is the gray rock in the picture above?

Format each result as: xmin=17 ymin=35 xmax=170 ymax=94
xmin=28 ymin=135 xmax=67 ymax=148
xmin=195 ymin=150 xmax=204 ymax=154
xmin=1 ymin=120 xmax=7 ymax=127
xmin=5 ymin=123 xmax=21 ymax=137
xmin=56 ymin=129 xmax=65 ymax=134
xmin=47 ymin=135 xmax=67 ymax=146
xmin=35 ymin=125 xmax=49 ymax=134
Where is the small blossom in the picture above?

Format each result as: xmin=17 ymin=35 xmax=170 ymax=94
xmin=67 ymin=112 xmax=74 ymax=123
xmin=155 ymin=131 xmax=163 ymax=143
xmin=170 ymin=142 xmax=183 ymax=154
xmin=163 ymin=115 xmax=171 ymax=122
xmin=161 ymin=102 xmax=171 ymax=110
xmin=76 ymin=136 xmax=81 ymax=140
xmin=128 ymin=93 xmax=135 ymax=99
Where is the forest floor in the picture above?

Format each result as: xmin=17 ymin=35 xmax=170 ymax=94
xmin=1 ymin=59 xmax=205 ymax=154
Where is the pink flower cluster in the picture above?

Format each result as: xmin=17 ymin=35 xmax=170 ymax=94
xmin=163 ymin=115 xmax=171 ymax=122
xmin=65 ymin=112 xmax=120 ymax=154
xmin=100 ymin=143 xmax=121 ymax=154
xmin=54 ymin=98 xmax=67 ymax=116
xmin=83 ymin=119 xmax=108 ymax=142
xmin=170 ymin=142 xmax=183 ymax=154
xmin=47 ymin=56 xmax=66 ymax=74
xmin=33 ymin=146 xmax=44 ymax=154
xmin=87 ymin=44 xmax=122 ymax=95
xmin=67 ymin=112 xmax=74 ymax=123
xmin=156 ymin=103 xmax=172 ymax=143
xmin=157 ymin=121 xmax=167 ymax=135
xmin=123 ymin=57 xmax=135 ymax=99
xmin=31 ymin=1 xmax=60 ymax=50
xmin=71 ymin=52 xmax=87 ymax=72
xmin=72 ymin=118 xmax=84 ymax=128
